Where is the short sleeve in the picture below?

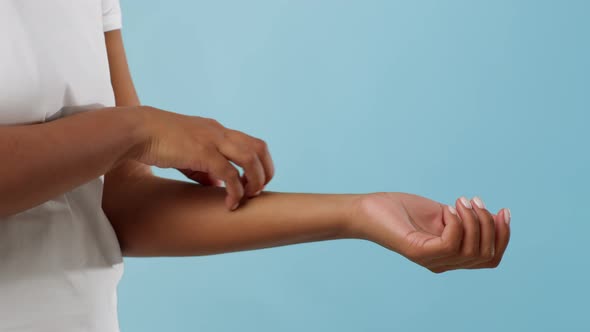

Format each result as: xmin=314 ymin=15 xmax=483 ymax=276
xmin=102 ymin=0 xmax=122 ymax=32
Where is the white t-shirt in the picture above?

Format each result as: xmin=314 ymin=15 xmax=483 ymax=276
xmin=0 ymin=1 xmax=125 ymax=331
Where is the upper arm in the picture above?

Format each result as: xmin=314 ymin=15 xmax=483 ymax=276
xmin=103 ymin=22 xmax=153 ymax=209
xmin=104 ymin=29 xmax=142 ymax=108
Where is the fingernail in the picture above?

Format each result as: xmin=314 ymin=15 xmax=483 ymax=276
xmin=472 ymin=196 xmax=485 ymax=209
xmin=255 ymin=190 xmax=262 ymax=196
xmin=448 ymin=205 xmax=457 ymax=215
xmin=231 ymin=202 xmax=240 ymax=211
xmin=504 ymin=208 xmax=511 ymax=225
xmin=459 ymin=196 xmax=472 ymax=209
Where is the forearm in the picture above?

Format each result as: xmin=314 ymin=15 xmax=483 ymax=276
xmin=0 ymin=107 xmax=144 ymax=218
xmin=100 ymin=29 xmax=362 ymax=257
xmin=104 ymin=174 xmax=362 ymax=257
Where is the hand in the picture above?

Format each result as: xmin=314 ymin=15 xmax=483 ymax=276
xmin=350 ymin=192 xmax=511 ymax=273
xmin=129 ymin=106 xmax=275 ymax=211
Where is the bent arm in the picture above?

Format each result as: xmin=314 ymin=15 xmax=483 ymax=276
xmin=101 ymin=29 xmax=154 ymax=183
xmin=104 ymin=174 xmax=361 ymax=257
xmin=101 ymin=29 xmax=363 ymax=257
xmin=0 ymin=106 xmax=143 ymax=219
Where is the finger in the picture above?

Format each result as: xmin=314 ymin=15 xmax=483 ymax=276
xmin=455 ymin=196 xmax=480 ymax=263
xmin=201 ymin=149 xmax=244 ymax=210
xmin=468 ymin=208 xmax=511 ymax=269
xmin=203 ymin=173 xmax=224 ymax=187
xmin=471 ymin=196 xmax=496 ymax=262
xmin=436 ymin=207 xmax=511 ymax=271
xmin=417 ymin=205 xmax=463 ymax=261
xmin=253 ymin=137 xmax=275 ymax=186
xmin=427 ymin=196 xmax=481 ymax=270
xmin=235 ymin=131 xmax=274 ymax=187
xmin=428 ymin=196 xmax=496 ymax=270
xmin=495 ymin=208 xmax=511 ymax=263
xmin=213 ymin=177 xmax=224 ymax=187
xmin=218 ymin=134 xmax=266 ymax=197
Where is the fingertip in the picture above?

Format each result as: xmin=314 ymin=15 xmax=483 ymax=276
xmin=494 ymin=208 xmax=507 ymax=225
xmin=448 ymin=205 xmax=457 ymax=216
xmin=454 ymin=197 xmax=468 ymax=219
xmin=442 ymin=205 xmax=463 ymax=240
xmin=225 ymin=195 xmax=235 ymax=211
xmin=458 ymin=196 xmax=473 ymax=209
xmin=504 ymin=208 xmax=511 ymax=226
xmin=471 ymin=196 xmax=486 ymax=209
xmin=445 ymin=204 xmax=461 ymax=225
xmin=235 ymin=177 xmax=246 ymax=198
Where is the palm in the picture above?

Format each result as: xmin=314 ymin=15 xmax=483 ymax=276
xmin=397 ymin=192 xmax=446 ymax=237
xmin=357 ymin=192 xmax=447 ymax=256
xmin=356 ymin=192 xmax=510 ymax=272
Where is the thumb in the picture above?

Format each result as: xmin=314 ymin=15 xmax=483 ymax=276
xmin=420 ymin=205 xmax=464 ymax=259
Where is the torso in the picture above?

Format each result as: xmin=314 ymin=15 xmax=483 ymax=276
xmin=0 ymin=1 xmax=124 ymax=330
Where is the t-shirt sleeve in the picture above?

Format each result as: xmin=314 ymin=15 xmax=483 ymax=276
xmin=102 ymin=0 xmax=122 ymax=32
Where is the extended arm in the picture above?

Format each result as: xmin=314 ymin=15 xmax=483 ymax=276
xmin=105 ymin=174 xmax=359 ymax=257
xmin=101 ymin=29 xmax=511 ymax=274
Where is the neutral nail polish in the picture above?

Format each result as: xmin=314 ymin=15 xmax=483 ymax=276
xmin=472 ymin=196 xmax=485 ymax=209
xmin=448 ymin=205 xmax=457 ymax=215
xmin=504 ymin=208 xmax=511 ymax=225
xmin=231 ymin=202 xmax=240 ymax=211
xmin=459 ymin=196 xmax=472 ymax=209
xmin=255 ymin=190 xmax=262 ymax=196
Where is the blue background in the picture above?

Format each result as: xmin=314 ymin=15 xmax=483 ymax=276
xmin=117 ymin=1 xmax=589 ymax=331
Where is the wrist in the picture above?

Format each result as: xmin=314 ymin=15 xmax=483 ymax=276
xmin=341 ymin=193 xmax=372 ymax=240
xmin=343 ymin=192 xmax=405 ymax=244
xmin=113 ymin=105 xmax=152 ymax=166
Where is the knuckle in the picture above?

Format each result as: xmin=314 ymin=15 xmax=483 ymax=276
xmin=195 ymin=143 xmax=209 ymax=153
xmin=198 ymin=143 xmax=216 ymax=154
xmin=223 ymin=166 xmax=239 ymax=180
xmin=242 ymin=151 xmax=258 ymax=165
xmin=254 ymin=138 xmax=268 ymax=151
xmin=225 ymin=128 xmax=241 ymax=139
xmin=207 ymin=118 xmax=222 ymax=127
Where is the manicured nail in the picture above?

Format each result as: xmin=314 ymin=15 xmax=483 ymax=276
xmin=448 ymin=205 xmax=457 ymax=215
xmin=231 ymin=202 xmax=240 ymax=211
xmin=504 ymin=208 xmax=511 ymax=225
xmin=255 ymin=190 xmax=262 ymax=196
xmin=459 ymin=196 xmax=472 ymax=209
xmin=472 ymin=196 xmax=485 ymax=209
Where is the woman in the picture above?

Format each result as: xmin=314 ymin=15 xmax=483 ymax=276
xmin=0 ymin=0 xmax=511 ymax=331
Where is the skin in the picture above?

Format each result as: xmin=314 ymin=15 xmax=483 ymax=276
xmin=0 ymin=29 xmax=511 ymax=275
